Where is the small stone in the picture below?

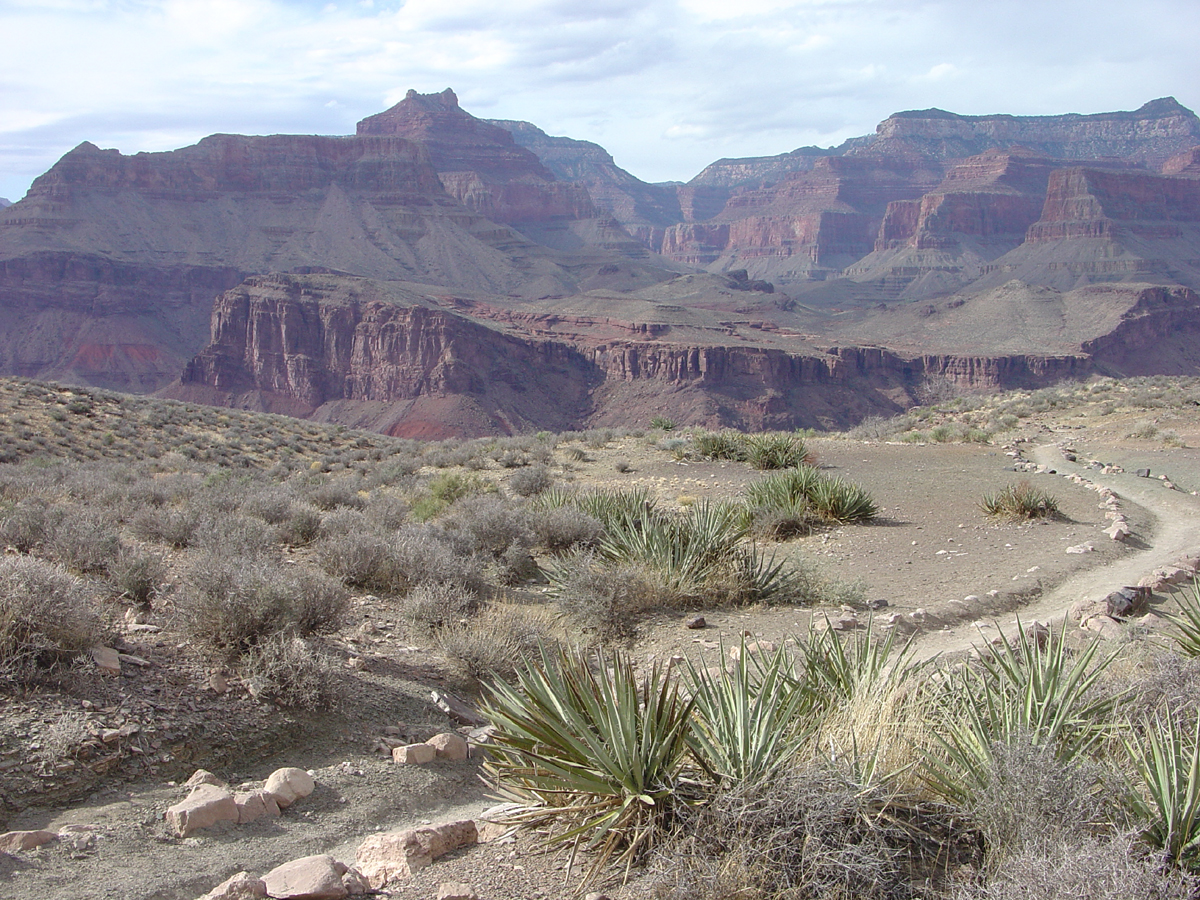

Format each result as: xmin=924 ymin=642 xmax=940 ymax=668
xmin=1066 ymin=542 xmax=1095 ymax=554
xmin=90 ymin=646 xmax=121 ymax=676
xmin=0 ymin=830 xmax=57 ymax=853
xmin=209 ymin=672 xmax=229 ymax=693
xmin=186 ymin=769 xmax=228 ymax=790
xmin=426 ymin=733 xmax=469 ymax=762
xmin=867 ymin=597 xmax=889 ymax=610
xmin=341 ymin=867 xmax=371 ymax=896
xmin=685 ymin=615 xmax=706 ymax=629
xmin=264 ymin=767 xmax=315 ymax=808
xmin=198 ymin=871 xmax=267 ymax=900
xmin=261 ymin=854 xmax=348 ymax=900
xmin=1085 ymin=615 xmax=1125 ymax=641
xmin=165 ymin=783 xmax=238 ymax=837
xmin=393 ymin=743 xmax=436 ymax=765
xmin=1136 ymin=468 xmax=1151 ymax=478
xmin=437 ymin=883 xmax=479 ymax=900
xmin=728 ymin=640 xmax=776 ymax=662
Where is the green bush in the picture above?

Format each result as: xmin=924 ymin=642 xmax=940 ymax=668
xmin=742 ymin=433 xmax=812 ymax=470
xmin=980 ymin=481 xmax=1059 ymax=520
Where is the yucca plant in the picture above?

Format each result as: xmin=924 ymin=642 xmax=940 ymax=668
xmin=480 ymin=644 xmax=697 ymax=882
xmin=923 ymin=621 xmax=1123 ymax=805
xmin=805 ymin=475 xmax=879 ymax=523
xmin=1125 ymin=711 xmax=1200 ymax=870
xmin=980 ymin=481 xmax=1059 ymax=520
xmin=797 ymin=614 xmax=922 ymax=709
xmin=683 ymin=639 xmax=814 ymax=784
xmin=1161 ymin=583 xmax=1200 ymax=657
xmin=742 ymin=432 xmax=812 ymax=470
xmin=691 ymin=430 xmax=747 ymax=462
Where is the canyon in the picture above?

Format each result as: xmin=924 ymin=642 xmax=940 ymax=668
xmin=4 ymin=92 xmax=1200 ymax=434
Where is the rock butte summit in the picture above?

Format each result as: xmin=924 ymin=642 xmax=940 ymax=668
xmin=2 ymin=91 xmax=1200 ymax=436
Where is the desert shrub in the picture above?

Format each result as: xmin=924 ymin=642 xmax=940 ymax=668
xmin=654 ymin=762 xmax=925 ymax=900
xmin=290 ymin=569 xmax=349 ymax=635
xmin=276 ymin=502 xmax=323 ymax=546
xmin=437 ymin=602 xmax=559 ymax=679
xmin=191 ymin=512 xmax=279 ymax=557
xmin=482 ymin=644 xmax=696 ymax=882
xmin=362 ymin=492 xmax=409 ymax=530
xmin=980 ymin=481 xmax=1059 ymax=520
xmin=742 ymin=432 xmax=812 ymax=470
xmin=392 ymin=524 xmax=486 ymax=596
xmin=179 ymin=553 xmax=344 ymax=653
xmin=131 ymin=504 xmax=202 ymax=548
xmin=318 ymin=507 xmax=372 ymax=538
xmin=951 ymin=833 xmax=1196 ymax=900
xmin=411 ymin=471 xmax=495 ymax=521
xmin=308 ymin=476 xmax=368 ymax=511
xmin=0 ymin=556 xmax=105 ymax=682
xmin=46 ymin=507 xmax=120 ymax=573
xmin=548 ymin=549 xmax=669 ymax=635
xmin=241 ymin=486 xmax=296 ymax=524
xmin=508 ymin=464 xmax=552 ymax=497
xmin=964 ymin=736 xmax=1121 ymax=862
xmin=531 ymin=504 xmax=604 ymax=552
xmin=316 ymin=531 xmax=407 ymax=593
xmin=650 ymin=416 xmax=677 ymax=431
xmin=0 ymin=497 xmax=63 ymax=551
xmin=240 ymin=635 xmax=337 ymax=708
xmin=402 ymin=581 xmax=480 ymax=629
xmin=440 ymin=495 xmax=534 ymax=558
xmin=107 ymin=545 xmax=165 ymax=606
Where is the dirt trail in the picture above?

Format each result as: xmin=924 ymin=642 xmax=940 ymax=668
xmin=914 ymin=441 xmax=1200 ymax=658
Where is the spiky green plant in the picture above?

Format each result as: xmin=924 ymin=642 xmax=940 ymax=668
xmin=1162 ymin=583 xmax=1200 ymax=658
xmin=797 ymin=614 xmax=922 ymax=709
xmin=923 ymin=621 xmax=1123 ymax=805
xmin=980 ymin=481 xmax=1059 ymax=520
xmin=742 ymin=432 xmax=813 ymax=470
xmin=684 ymin=639 xmax=814 ymax=784
xmin=691 ymin=431 xmax=747 ymax=462
xmin=481 ymin=644 xmax=697 ymax=882
xmin=744 ymin=466 xmax=876 ymax=530
xmin=805 ymin=475 xmax=878 ymax=523
xmin=1125 ymin=711 xmax=1200 ymax=870
xmin=573 ymin=487 xmax=660 ymax=530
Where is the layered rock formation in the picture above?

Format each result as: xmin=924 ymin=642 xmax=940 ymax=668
xmin=0 ymin=91 xmax=666 ymax=391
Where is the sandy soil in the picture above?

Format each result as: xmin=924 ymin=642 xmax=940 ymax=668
xmin=4 ymin=405 xmax=1200 ymax=900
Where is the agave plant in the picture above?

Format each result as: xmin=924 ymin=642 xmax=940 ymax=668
xmin=797 ymin=614 xmax=923 ymax=709
xmin=683 ymin=638 xmax=814 ymax=784
xmin=1125 ymin=711 xmax=1200 ymax=869
xmin=742 ymin=432 xmax=812 ymax=470
xmin=744 ymin=466 xmax=877 ymax=530
xmin=1161 ymin=583 xmax=1200 ymax=658
xmin=922 ymin=620 xmax=1124 ymax=805
xmin=480 ymin=644 xmax=697 ymax=882
xmin=691 ymin=430 xmax=748 ymax=462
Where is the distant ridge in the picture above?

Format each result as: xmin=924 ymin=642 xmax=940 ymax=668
xmin=0 ymin=198 xmax=10 ymax=208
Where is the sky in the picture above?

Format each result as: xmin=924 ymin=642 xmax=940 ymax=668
xmin=1 ymin=0 xmax=1198 ymax=202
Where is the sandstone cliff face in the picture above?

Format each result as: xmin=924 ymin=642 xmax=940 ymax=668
xmin=358 ymin=90 xmax=596 ymax=225
xmin=175 ymin=272 xmax=1185 ymax=436
xmin=488 ymin=119 xmax=682 ymax=231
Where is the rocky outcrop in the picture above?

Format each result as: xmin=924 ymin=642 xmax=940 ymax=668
xmin=175 ymin=271 xmax=1169 ymax=435
xmin=488 ymin=119 xmax=682 ymax=233
xmin=862 ymin=98 xmax=1200 ymax=167
xmin=660 ymin=155 xmax=939 ymax=280
xmin=358 ymin=90 xmax=595 ymax=225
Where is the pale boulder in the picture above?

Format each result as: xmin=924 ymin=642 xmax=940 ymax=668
xmin=426 ymin=733 xmax=469 ymax=761
xmin=0 ymin=830 xmax=57 ymax=853
xmin=264 ymin=767 xmax=315 ymax=809
xmin=355 ymin=820 xmax=478 ymax=887
xmin=166 ymin=784 xmax=238 ymax=837
xmin=261 ymin=854 xmax=348 ymax=900
xmin=234 ymin=789 xmax=281 ymax=824
xmin=437 ymin=884 xmax=479 ymax=900
xmin=197 ymin=871 xmax=267 ymax=900
xmin=393 ymin=743 xmax=436 ymax=765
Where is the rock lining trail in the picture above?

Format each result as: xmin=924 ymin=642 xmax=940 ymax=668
xmin=914 ymin=441 xmax=1200 ymax=659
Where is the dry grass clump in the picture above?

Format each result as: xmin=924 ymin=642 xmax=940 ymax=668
xmin=402 ymin=581 xmax=480 ymax=629
xmin=107 ymin=545 xmax=165 ymax=606
xmin=437 ymin=602 xmax=560 ymax=679
xmin=0 ymin=555 xmax=106 ymax=683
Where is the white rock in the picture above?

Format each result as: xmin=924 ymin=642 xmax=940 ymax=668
xmin=264 ymin=767 xmax=315 ymax=809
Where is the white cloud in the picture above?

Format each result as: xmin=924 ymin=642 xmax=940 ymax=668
xmin=0 ymin=0 xmax=1198 ymax=200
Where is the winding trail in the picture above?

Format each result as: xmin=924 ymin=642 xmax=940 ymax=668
xmin=915 ymin=441 xmax=1200 ymax=658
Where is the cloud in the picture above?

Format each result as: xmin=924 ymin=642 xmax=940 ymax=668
xmin=1 ymin=0 xmax=1199 ymax=199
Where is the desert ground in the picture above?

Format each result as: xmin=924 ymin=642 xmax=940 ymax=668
xmin=2 ymin=377 xmax=1200 ymax=899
